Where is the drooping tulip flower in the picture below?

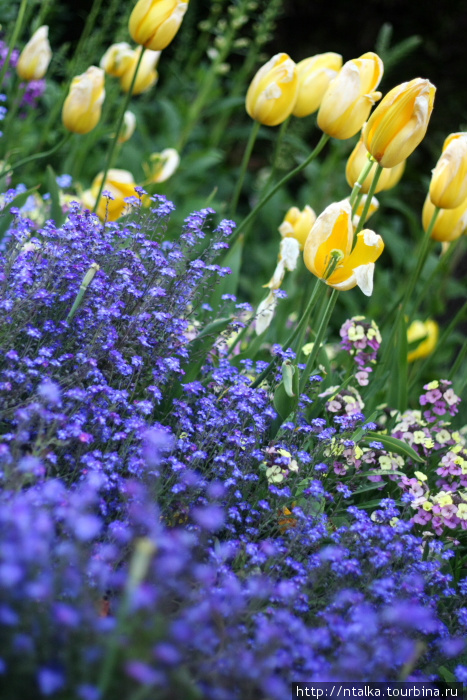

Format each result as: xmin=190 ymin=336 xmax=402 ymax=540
xmin=129 ymin=0 xmax=189 ymax=51
xmin=346 ymin=137 xmax=405 ymax=193
xmin=119 ymin=47 xmax=160 ymax=94
xmin=118 ymin=111 xmax=137 ymax=143
xmin=317 ymin=52 xmax=383 ymax=140
xmin=144 ymin=148 xmax=180 ymax=182
xmin=62 ymin=66 xmax=105 ymax=135
xmin=292 ymin=53 xmax=342 ymax=118
xmin=246 ymin=53 xmax=298 ymax=127
xmin=81 ymin=169 xmax=138 ymax=221
xmin=429 ymin=133 xmax=467 ymax=209
xmin=278 ymin=205 xmax=316 ymax=249
xmin=16 ymin=26 xmax=52 ymax=81
xmin=362 ymin=78 xmax=436 ymax=168
xmin=303 ymin=199 xmax=384 ymax=296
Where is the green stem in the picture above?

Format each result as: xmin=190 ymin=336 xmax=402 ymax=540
xmin=1 ymin=82 xmax=26 ymax=151
xmin=260 ymin=115 xmax=291 ymax=196
xmin=0 ymin=132 xmax=71 ymax=178
xmin=250 ymin=277 xmax=324 ymax=389
xmin=354 ymin=163 xmax=383 ymax=237
xmin=229 ymin=119 xmax=260 ymax=218
xmin=299 ymin=287 xmax=339 ymax=393
xmin=349 ymin=155 xmax=375 ymax=211
xmin=379 ymin=206 xmax=440 ymax=371
xmin=411 ymin=237 xmax=459 ymax=317
xmin=230 ymin=132 xmax=330 ymax=246
xmin=448 ymin=335 xmax=467 ymax=382
xmin=92 ymin=48 xmax=146 ymax=212
xmin=0 ymin=0 xmax=29 ymax=89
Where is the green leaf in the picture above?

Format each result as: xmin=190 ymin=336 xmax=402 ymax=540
xmin=181 ymin=316 xmax=232 ymax=385
xmin=273 ymin=365 xmax=299 ymax=422
xmin=437 ymin=666 xmax=457 ymax=683
xmin=361 ymin=431 xmax=425 ymax=463
xmin=46 ymin=165 xmax=66 ymax=228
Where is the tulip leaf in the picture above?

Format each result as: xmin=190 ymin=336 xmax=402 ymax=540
xmin=46 ymin=165 xmax=66 ymax=228
xmin=360 ymin=431 xmax=425 ymax=463
xmin=388 ymin=313 xmax=408 ymax=412
xmin=182 ymin=316 xmax=232 ymax=385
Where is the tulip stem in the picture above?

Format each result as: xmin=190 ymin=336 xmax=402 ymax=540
xmin=299 ymin=287 xmax=339 ymax=393
xmin=229 ymin=120 xmax=260 ymax=218
xmin=0 ymin=0 xmax=29 ymax=90
xmin=349 ymin=154 xmax=375 ymax=211
xmin=230 ymin=132 xmax=330 ymax=246
xmin=92 ymin=48 xmax=146 ymax=213
xmin=250 ymin=276 xmax=324 ymax=389
xmin=379 ymin=205 xmax=440 ymax=371
xmin=0 ymin=132 xmax=71 ymax=178
xmin=261 ymin=115 xmax=291 ymax=196
xmin=353 ymin=162 xmax=383 ymax=239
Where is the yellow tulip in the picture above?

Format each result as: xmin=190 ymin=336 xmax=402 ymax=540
xmin=62 ymin=66 xmax=105 ymax=135
xmin=351 ymin=194 xmax=379 ymax=229
xmin=246 ymin=53 xmax=298 ymax=127
xmin=16 ymin=25 xmax=52 ymax=81
xmin=118 ymin=111 xmax=137 ymax=143
xmin=303 ymin=199 xmax=384 ymax=296
xmin=429 ymin=133 xmax=467 ymax=209
xmin=278 ymin=205 xmax=316 ymax=249
xmin=129 ymin=0 xmax=189 ymax=51
xmin=119 ymin=47 xmax=160 ymax=94
xmin=292 ymin=52 xmax=342 ymax=118
xmin=407 ymin=319 xmax=439 ymax=362
xmin=422 ymin=194 xmax=467 ymax=242
xmin=317 ymin=52 xmax=383 ymax=140
xmin=100 ymin=42 xmax=134 ymax=78
xmin=362 ymin=78 xmax=436 ymax=168
xmin=82 ymin=169 xmax=138 ymax=221
xmin=346 ymin=137 xmax=406 ymax=193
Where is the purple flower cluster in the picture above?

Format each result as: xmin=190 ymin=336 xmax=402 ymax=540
xmin=0 ymin=199 xmax=466 ymax=695
xmin=340 ymin=316 xmax=381 ymax=386
xmin=0 ymin=40 xmax=46 ymax=112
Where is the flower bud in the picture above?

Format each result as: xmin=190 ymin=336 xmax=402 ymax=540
xmin=129 ymin=0 xmax=189 ymax=51
xmin=100 ymin=42 xmax=134 ymax=77
xmin=278 ymin=205 xmax=316 ymax=249
xmin=422 ymin=194 xmax=467 ymax=242
xmin=407 ymin=319 xmax=439 ymax=363
xmin=119 ymin=47 xmax=160 ymax=94
xmin=246 ymin=53 xmax=298 ymax=127
xmin=145 ymin=148 xmax=180 ymax=182
xmin=362 ymin=78 xmax=436 ymax=168
xmin=81 ymin=169 xmax=138 ymax=221
xmin=429 ymin=133 xmax=467 ymax=209
xmin=16 ymin=26 xmax=52 ymax=81
xmin=317 ymin=52 xmax=383 ymax=140
xmin=346 ymin=137 xmax=405 ymax=193
xmin=303 ymin=199 xmax=384 ymax=296
xmin=62 ymin=66 xmax=105 ymax=135
xmin=118 ymin=111 xmax=137 ymax=143
xmin=292 ymin=52 xmax=342 ymax=118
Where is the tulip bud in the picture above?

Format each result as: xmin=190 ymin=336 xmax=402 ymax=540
xmin=278 ymin=205 xmax=316 ymax=249
xmin=16 ymin=26 xmax=52 ymax=81
xmin=100 ymin=42 xmax=134 ymax=78
xmin=118 ymin=111 xmax=137 ymax=143
xmin=119 ymin=47 xmax=160 ymax=95
xmin=62 ymin=66 xmax=105 ymax=135
xmin=246 ymin=53 xmax=298 ymax=127
xmin=407 ymin=319 xmax=439 ymax=363
xmin=429 ymin=133 xmax=467 ymax=209
xmin=129 ymin=0 xmax=189 ymax=51
xmin=303 ymin=199 xmax=384 ymax=296
xmin=362 ymin=78 xmax=436 ymax=168
xmin=145 ymin=148 xmax=180 ymax=182
xmin=81 ymin=169 xmax=138 ymax=221
xmin=317 ymin=52 xmax=383 ymax=140
xmin=346 ymin=137 xmax=405 ymax=193
xmin=422 ymin=194 xmax=467 ymax=243
xmin=292 ymin=52 xmax=342 ymax=118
